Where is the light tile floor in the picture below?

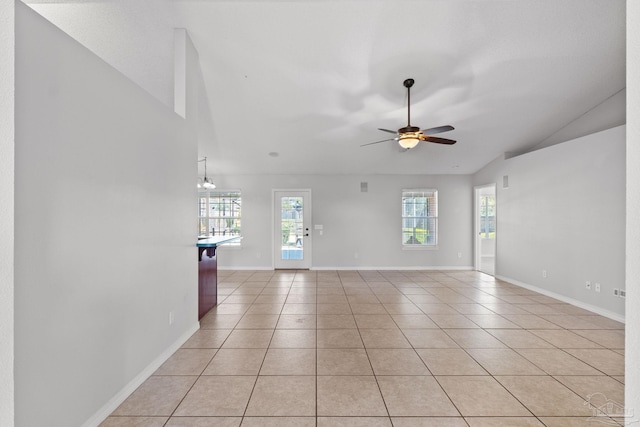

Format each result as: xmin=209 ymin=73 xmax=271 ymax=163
xmin=101 ymin=270 xmax=626 ymax=427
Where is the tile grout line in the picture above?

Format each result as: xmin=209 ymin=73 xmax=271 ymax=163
xmin=240 ymin=272 xmax=294 ymax=423
xmin=355 ymin=270 xmax=396 ymax=424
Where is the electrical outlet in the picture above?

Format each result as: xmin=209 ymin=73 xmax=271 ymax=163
xmin=542 ymin=270 xmax=547 ymax=279
xmin=620 ymin=289 xmax=626 ymax=298
xmin=586 ymin=281 xmax=591 ymax=290
xmin=595 ymin=283 xmax=601 ymax=293
xmin=613 ymin=288 xmax=619 ymax=296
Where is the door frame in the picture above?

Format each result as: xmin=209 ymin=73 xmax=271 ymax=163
xmin=272 ymin=189 xmax=312 ymax=269
xmin=474 ymin=183 xmax=497 ymax=275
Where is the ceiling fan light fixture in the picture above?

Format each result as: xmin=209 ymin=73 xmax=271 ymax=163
xmin=398 ymin=133 xmax=421 ymax=149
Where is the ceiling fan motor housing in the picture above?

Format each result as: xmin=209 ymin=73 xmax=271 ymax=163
xmin=399 ymin=126 xmax=420 ymax=134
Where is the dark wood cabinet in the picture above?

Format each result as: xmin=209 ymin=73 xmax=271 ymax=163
xmin=198 ymin=247 xmax=218 ymax=320
xmin=197 ymin=236 xmax=240 ymax=320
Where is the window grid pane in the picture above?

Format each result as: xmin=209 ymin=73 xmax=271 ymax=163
xmin=198 ymin=190 xmax=241 ymax=244
xmin=198 ymin=218 xmax=208 ymax=236
xmin=198 ymin=196 xmax=207 ymax=217
xmin=402 ymin=190 xmax=438 ymax=246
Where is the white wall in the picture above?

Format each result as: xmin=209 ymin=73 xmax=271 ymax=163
xmin=474 ymin=125 xmax=626 ymax=319
xmin=532 ymin=88 xmax=625 ymax=151
xmin=14 ymin=4 xmax=198 ymax=426
xmin=28 ymin=1 xmax=175 ymax=108
xmin=211 ymin=174 xmax=473 ymax=270
xmin=0 ymin=1 xmax=15 ymax=426
xmin=626 ymin=0 xmax=640 ymax=418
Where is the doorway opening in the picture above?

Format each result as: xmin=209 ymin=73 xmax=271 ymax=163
xmin=475 ymin=184 xmax=496 ymax=276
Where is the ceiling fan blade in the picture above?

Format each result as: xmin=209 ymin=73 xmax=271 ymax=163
xmin=361 ymin=138 xmax=397 ymax=147
xmin=422 ymin=136 xmax=457 ymax=145
xmin=378 ymin=128 xmax=398 ymax=135
xmin=420 ymin=125 xmax=454 ymax=135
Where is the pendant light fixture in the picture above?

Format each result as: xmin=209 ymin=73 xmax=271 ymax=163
xmin=198 ymin=156 xmax=216 ymax=189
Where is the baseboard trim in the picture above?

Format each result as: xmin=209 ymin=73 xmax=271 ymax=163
xmin=312 ymin=266 xmax=474 ymax=271
xmin=495 ymin=275 xmax=625 ymax=323
xmin=82 ymin=322 xmax=200 ymax=427
xmin=220 ymin=266 xmax=474 ymax=271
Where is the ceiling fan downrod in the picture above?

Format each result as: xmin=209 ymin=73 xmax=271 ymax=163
xmin=404 ymin=78 xmax=414 ymax=126
xmin=400 ymin=78 xmax=419 ymax=134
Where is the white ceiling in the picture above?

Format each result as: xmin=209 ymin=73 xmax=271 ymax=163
xmin=25 ymin=0 xmax=626 ymax=175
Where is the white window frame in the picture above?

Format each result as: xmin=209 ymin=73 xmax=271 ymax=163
xmin=402 ymin=189 xmax=438 ymax=250
xmin=198 ymin=189 xmax=242 ymax=246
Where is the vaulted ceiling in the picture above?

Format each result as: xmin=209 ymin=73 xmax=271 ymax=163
xmin=25 ymin=0 xmax=626 ymax=175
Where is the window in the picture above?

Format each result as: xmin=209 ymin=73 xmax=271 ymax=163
xmin=198 ymin=190 xmax=241 ymax=244
xmin=402 ymin=189 xmax=438 ymax=247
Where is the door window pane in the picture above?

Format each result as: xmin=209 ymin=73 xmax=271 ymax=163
xmin=280 ymin=196 xmax=304 ymax=260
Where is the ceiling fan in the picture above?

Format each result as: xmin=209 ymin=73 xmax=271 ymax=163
xmin=362 ymin=78 xmax=456 ymax=150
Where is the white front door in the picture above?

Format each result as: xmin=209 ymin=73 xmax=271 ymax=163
xmin=475 ymin=184 xmax=496 ymax=276
xmin=273 ymin=190 xmax=312 ymax=269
